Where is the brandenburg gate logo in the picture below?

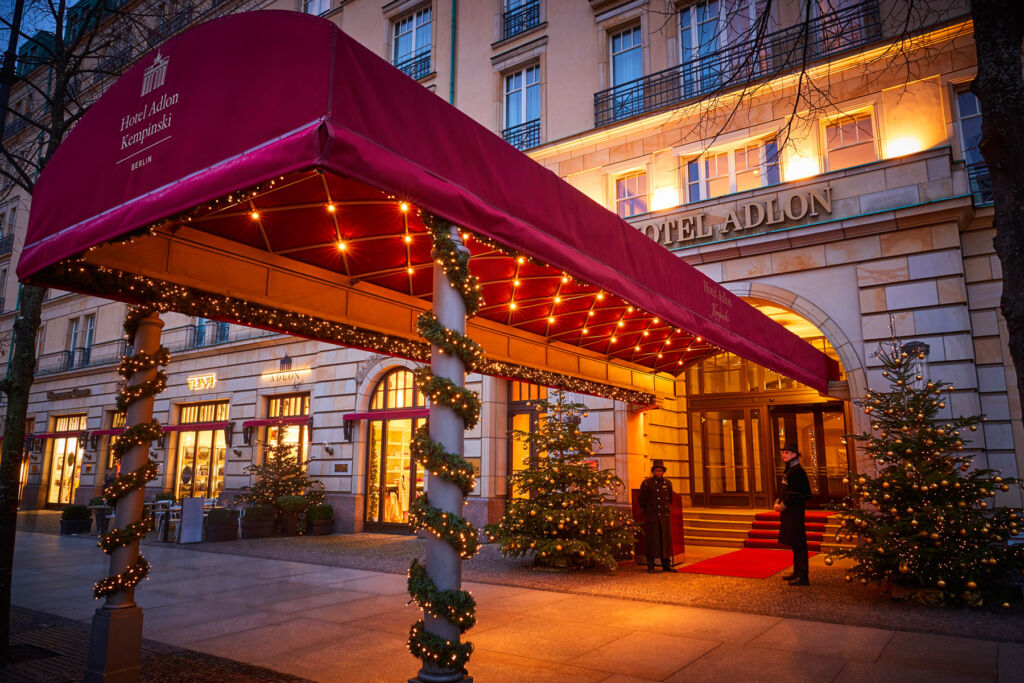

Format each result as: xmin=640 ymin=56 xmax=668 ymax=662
xmin=141 ymin=51 xmax=169 ymax=96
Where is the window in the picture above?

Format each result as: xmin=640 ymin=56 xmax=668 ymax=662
xmin=35 ymin=323 xmax=45 ymax=359
xmin=503 ymin=65 xmax=541 ymax=151
xmin=193 ymin=317 xmax=229 ymax=347
xmin=66 ymin=318 xmax=80 ymax=370
xmin=174 ymin=400 xmax=230 ymax=500
xmin=107 ymin=412 xmax=127 ymax=470
xmin=0 ymin=268 xmax=7 ymax=313
xmin=955 ymin=89 xmax=983 ymax=166
xmin=610 ymin=25 xmax=643 ymax=119
xmin=615 ymin=171 xmax=648 ymax=218
xmin=507 ymin=381 xmax=547 ymax=499
xmin=502 ymin=0 xmax=541 ymax=40
xmin=267 ymin=393 xmax=311 ymax=462
xmin=686 ymin=139 xmax=780 ymax=202
xmin=824 ymin=112 xmax=876 ymax=171
xmin=81 ymin=314 xmax=95 ymax=366
xmin=47 ymin=414 xmax=88 ymax=505
xmin=393 ymin=7 xmax=432 ymax=80
xmin=302 ymin=0 xmax=330 ymax=15
xmin=366 ymin=369 xmax=426 ymax=528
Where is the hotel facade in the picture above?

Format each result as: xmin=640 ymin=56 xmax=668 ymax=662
xmin=3 ymin=0 xmax=1021 ymax=540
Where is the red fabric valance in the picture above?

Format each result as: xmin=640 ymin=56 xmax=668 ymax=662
xmin=29 ymin=431 xmax=85 ymax=440
xmin=344 ymin=408 xmax=429 ymax=421
xmin=91 ymin=428 xmax=126 ymax=436
xmin=241 ymin=417 xmax=311 ymax=428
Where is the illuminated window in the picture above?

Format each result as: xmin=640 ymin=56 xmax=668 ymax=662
xmin=686 ymin=139 xmax=780 ymax=202
xmin=106 ymin=412 xmax=127 ymax=470
xmin=615 ymin=171 xmax=648 ymax=218
xmin=47 ymin=414 xmax=87 ymax=505
xmin=267 ymin=393 xmax=311 ymax=462
xmin=507 ymin=381 xmax=548 ymax=499
xmin=366 ymin=369 xmax=426 ymax=528
xmin=174 ymin=401 xmax=229 ymax=500
xmin=824 ymin=113 xmax=876 ymax=171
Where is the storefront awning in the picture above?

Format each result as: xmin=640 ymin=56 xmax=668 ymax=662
xmin=162 ymin=422 xmax=230 ymax=432
xmin=17 ymin=12 xmax=838 ymax=397
xmin=343 ymin=409 xmax=430 ymax=421
xmin=90 ymin=428 xmax=126 ymax=436
xmin=27 ymin=431 xmax=84 ymax=440
xmin=241 ymin=417 xmax=311 ymax=428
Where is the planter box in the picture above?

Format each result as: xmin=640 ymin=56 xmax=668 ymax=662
xmin=280 ymin=515 xmax=299 ymax=537
xmin=205 ymin=523 xmax=238 ymax=542
xmin=308 ymin=518 xmax=334 ymax=536
xmin=60 ymin=518 xmax=92 ymax=535
xmin=240 ymin=520 xmax=274 ymax=539
xmin=91 ymin=508 xmax=111 ymax=535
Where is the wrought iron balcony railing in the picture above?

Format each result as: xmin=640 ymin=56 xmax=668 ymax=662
xmin=967 ymin=162 xmax=993 ymax=207
xmin=503 ymin=1 xmax=541 ymax=40
xmin=0 ymin=233 xmax=14 ymax=256
xmin=503 ymin=119 xmax=541 ymax=151
xmin=594 ymin=0 xmax=881 ymax=127
xmin=394 ymin=47 xmax=432 ymax=81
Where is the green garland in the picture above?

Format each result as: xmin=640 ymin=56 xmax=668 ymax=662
xmin=407 ymin=559 xmax=477 ymax=631
xmin=407 ymin=213 xmax=481 ymax=674
xmin=93 ymin=306 xmax=169 ymax=600
xmin=410 ymin=426 xmax=475 ymax=497
xmin=417 ymin=312 xmax=484 ymax=371
xmin=414 ymin=368 xmax=480 ymax=430
xmin=408 ymin=620 xmax=474 ymax=671
xmin=409 ymin=495 xmax=480 ymax=559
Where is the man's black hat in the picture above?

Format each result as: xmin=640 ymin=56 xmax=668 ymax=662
xmin=781 ymin=442 xmax=800 ymax=457
xmin=651 ymin=459 xmax=667 ymax=473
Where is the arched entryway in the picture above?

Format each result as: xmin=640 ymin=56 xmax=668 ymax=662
xmin=685 ymin=301 xmax=854 ymax=508
xmin=364 ymin=368 xmax=427 ymax=532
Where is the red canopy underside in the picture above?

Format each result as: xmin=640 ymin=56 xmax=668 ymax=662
xmin=19 ymin=11 xmax=837 ymax=393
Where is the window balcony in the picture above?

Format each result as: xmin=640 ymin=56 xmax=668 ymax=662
xmin=394 ymin=47 xmax=431 ymax=81
xmin=502 ymin=1 xmax=541 ymax=41
xmin=594 ymin=0 xmax=881 ymax=127
xmin=0 ymin=233 xmax=14 ymax=256
xmin=503 ymin=119 xmax=541 ymax=151
xmin=967 ymin=162 xmax=993 ymax=207
xmin=148 ymin=7 xmax=194 ymax=46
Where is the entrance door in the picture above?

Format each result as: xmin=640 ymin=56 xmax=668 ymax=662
xmin=365 ymin=417 xmax=425 ymax=531
xmin=770 ymin=403 xmax=849 ymax=504
xmin=696 ymin=407 xmax=767 ymax=507
xmin=47 ymin=434 xmax=84 ymax=505
xmin=175 ymin=429 xmax=227 ymax=500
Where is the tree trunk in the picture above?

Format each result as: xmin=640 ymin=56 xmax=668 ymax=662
xmin=0 ymin=285 xmax=44 ymax=661
xmin=969 ymin=1 xmax=1024 ymax=421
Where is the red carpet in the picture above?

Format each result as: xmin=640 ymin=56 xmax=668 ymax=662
xmin=742 ymin=510 xmax=834 ymax=551
xmin=679 ymin=548 xmax=813 ymax=578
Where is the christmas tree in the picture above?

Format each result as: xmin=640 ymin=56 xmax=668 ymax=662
xmin=235 ymin=426 xmax=325 ymax=508
xmin=484 ymin=392 xmax=637 ymax=570
xmin=827 ymin=338 xmax=1024 ymax=606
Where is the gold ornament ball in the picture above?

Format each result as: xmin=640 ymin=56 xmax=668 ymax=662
xmin=824 ymin=557 xmax=833 ymax=566
xmin=1002 ymin=602 xmax=1011 ymax=609
xmin=966 ymin=581 xmax=978 ymax=590
xmin=936 ymin=580 xmax=947 ymax=589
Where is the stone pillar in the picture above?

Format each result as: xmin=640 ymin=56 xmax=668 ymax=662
xmin=413 ymin=226 xmax=471 ymax=683
xmin=85 ymin=312 xmax=163 ymax=683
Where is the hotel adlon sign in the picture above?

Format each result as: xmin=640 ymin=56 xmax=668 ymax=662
xmin=632 ymin=186 xmax=833 ymax=248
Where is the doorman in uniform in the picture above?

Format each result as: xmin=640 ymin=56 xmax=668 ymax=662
xmin=639 ymin=459 xmax=677 ymax=573
xmin=774 ymin=442 xmax=812 ymax=585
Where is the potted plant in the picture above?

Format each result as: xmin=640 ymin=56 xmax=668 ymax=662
xmin=88 ymin=496 xmax=111 ymax=535
xmin=240 ymin=504 xmax=275 ymax=539
xmin=277 ymin=495 xmax=308 ymax=536
xmin=306 ymin=503 xmax=335 ymax=536
xmin=205 ymin=507 xmax=239 ymax=542
xmin=60 ymin=504 xmax=92 ymax=535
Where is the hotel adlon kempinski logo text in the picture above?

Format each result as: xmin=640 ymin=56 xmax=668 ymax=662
xmin=116 ymin=50 xmax=180 ymax=171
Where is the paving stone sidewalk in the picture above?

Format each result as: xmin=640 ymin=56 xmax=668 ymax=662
xmin=8 ymin=530 xmax=1024 ymax=682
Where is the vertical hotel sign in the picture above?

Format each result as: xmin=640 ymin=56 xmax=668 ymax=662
xmin=117 ymin=51 xmax=179 ymax=173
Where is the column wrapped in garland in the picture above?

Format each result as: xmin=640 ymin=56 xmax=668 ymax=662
xmin=407 ymin=214 xmax=482 ymax=680
xmin=94 ymin=307 xmax=168 ymax=599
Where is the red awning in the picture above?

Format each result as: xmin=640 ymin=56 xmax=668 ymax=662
xmin=91 ymin=428 xmax=126 ymax=436
xmin=344 ymin=408 xmax=429 ymax=421
xmin=17 ymin=12 xmax=838 ymax=393
xmin=242 ymin=417 xmax=311 ymax=428
xmin=29 ymin=431 xmax=85 ymax=440
xmin=162 ymin=422 xmax=230 ymax=432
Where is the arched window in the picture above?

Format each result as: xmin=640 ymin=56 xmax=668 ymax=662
xmin=365 ymin=368 xmax=426 ymax=530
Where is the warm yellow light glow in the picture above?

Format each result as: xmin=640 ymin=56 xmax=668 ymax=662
xmin=561 ymin=276 xmax=569 ymax=283
xmin=407 ymin=267 xmax=414 ymax=274
xmin=597 ymin=293 xmax=604 ymax=300
xmin=582 ymin=328 xmax=588 ymax=334
xmin=785 ymin=155 xmax=819 ymax=181
xmin=517 ymin=256 xmax=525 ymax=264
xmin=337 ymin=241 xmax=347 ymax=251
xmin=509 ymin=302 xmax=517 ymax=310
xmin=554 ymin=296 xmax=561 ymax=304
xmin=885 ymin=136 xmax=923 ymax=158
xmin=658 ymin=353 xmax=663 ymax=358
xmin=400 ymin=202 xmax=409 ymax=212
xmin=513 ymin=280 xmax=520 ymax=287
xmin=611 ymin=336 xmax=617 ymax=342
xmin=651 ymin=186 xmax=679 ymax=211
xmin=696 ymin=336 xmax=702 ymax=342
xmin=548 ymin=317 xmax=556 ymax=324
xmin=404 ymin=235 xmax=412 ymax=243
xmin=653 ymin=318 xmax=659 ymax=323
xmin=635 ymin=346 xmax=641 ymax=351
xmin=627 ymin=306 xmax=633 ymax=313
xmin=186 ymin=373 xmax=217 ymax=391
xmin=588 ymin=311 xmax=594 ymax=317
xmin=643 ymin=330 xmax=649 ymax=336
xmin=250 ymin=211 xmax=259 ymax=220
xmin=617 ymin=321 xmax=624 ymax=327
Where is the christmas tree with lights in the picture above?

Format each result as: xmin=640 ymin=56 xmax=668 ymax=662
xmin=485 ymin=392 xmax=637 ymax=570
xmin=827 ymin=338 xmax=1024 ymax=606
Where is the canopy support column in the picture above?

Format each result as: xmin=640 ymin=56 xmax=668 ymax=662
xmin=411 ymin=224 xmax=474 ymax=682
xmin=86 ymin=311 xmax=165 ymax=683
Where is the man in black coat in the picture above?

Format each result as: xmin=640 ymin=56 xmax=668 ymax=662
xmin=774 ymin=442 xmax=812 ymax=586
xmin=639 ymin=459 xmax=677 ymax=573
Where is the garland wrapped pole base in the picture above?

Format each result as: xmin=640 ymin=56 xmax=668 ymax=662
xmin=85 ymin=310 xmax=166 ymax=683
xmin=408 ymin=219 xmax=478 ymax=683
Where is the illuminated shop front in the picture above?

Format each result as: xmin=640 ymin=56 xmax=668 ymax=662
xmin=46 ymin=414 xmax=88 ymax=505
xmin=172 ymin=401 xmax=229 ymax=500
